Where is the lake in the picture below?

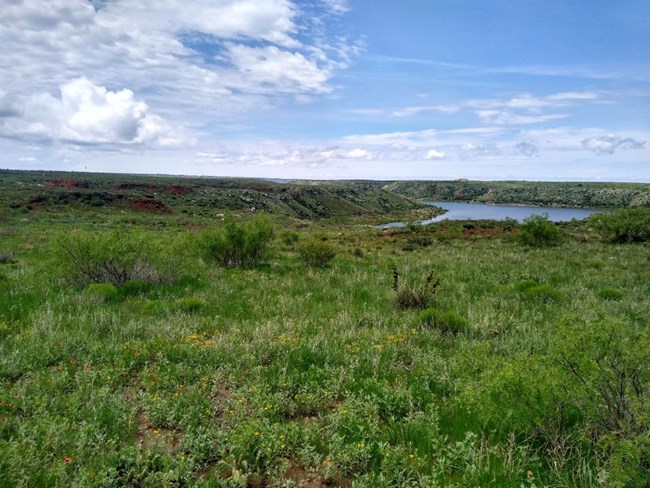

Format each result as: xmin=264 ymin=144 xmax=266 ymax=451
xmin=379 ymin=201 xmax=604 ymax=228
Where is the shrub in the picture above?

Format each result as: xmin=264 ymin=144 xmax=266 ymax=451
xmin=589 ymin=208 xmax=650 ymax=243
xmin=392 ymin=267 xmax=439 ymax=310
xmin=0 ymin=252 xmax=16 ymax=265
xmin=416 ymin=308 xmax=469 ymax=335
xmin=517 ymin=214 xmax=562 ymax=247
xmin=203 ymin=214 xmax=274 ymax=268
xmin=177 ymin=297 xmax=208 ymax=314
xmin=85 ymin=283 xmax=119 ymax=303
xmin=299 ymin=239 xmax=336 ymax=268
xmin=596 ymin=287 xmax=624 ymax=301
xmin=56 ymin=230 xmax=171 ymax=287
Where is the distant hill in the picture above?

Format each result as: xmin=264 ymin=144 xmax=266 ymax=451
xmin=0 ymin=170 xmax=426 ymax=221
xmin=382 ymin=180 xmax=650 ymax=208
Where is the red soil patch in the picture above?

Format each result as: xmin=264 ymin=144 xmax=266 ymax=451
xmin=46 ymin=179 xmax=88 ymax=189
xmin=129 ymin=198 xmax=172 ymax=214
xmin=164 ymin=184 xmax=193 ymax=195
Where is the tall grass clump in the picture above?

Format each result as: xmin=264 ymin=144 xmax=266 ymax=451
xmin=517 ymin=214 xmax=562 ymax=247
xmin=299 ymin=239 xmax=336 ymax=267
xmin=416 ymin=307 xmax=468 ymax=335
xmin=392 ymin=267 xmax=439 ymax=309
xmin=202 ymin=214 xmax=274 ymax=268
xmin=589 ymin=208 xmax=650 ymax=243
xmin=55 ymin=230 xmax=177 ymax=287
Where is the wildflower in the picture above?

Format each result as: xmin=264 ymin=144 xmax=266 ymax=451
xmin=280 ymin=444 xmax=285 ymax=449
xmin=254 ymin=431 xmax=260 ymax=436
xmin=152 ymin=429 xmax=160 ymax=435
xmin=279 ymin=434 xmax=285 ymax=440
xmin=0 ymin=417 xmax=7 ymax=423
xmin=409 ymin=454 xmax=415 ymax=459
xmin=180 ymin=455 xmax=186 ymax=461
xmin=135 ymin=350 xmax=142 ymax=355
xmin=325 ymin=458 xmax=331 ymax=465
xmin=527 ymin=470 xmax=533 ymax=478
xmin=64 ymin=457 xmax=72 ymax=464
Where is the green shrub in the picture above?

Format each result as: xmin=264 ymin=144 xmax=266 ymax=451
xmin=203 ymin=214 xmax=274 ymax=268
xmin=589 ymin=208 xmax=650 ymax=243
xmin=596 ymin=287 xmax=624 ymax=301
xmin=299 ymin=239 xmax=336 ymax=268
xmin=393 ymin=268 xmax=439 ymax=310
xmin=517 ymin=214 xmax=562 ymax=247
xmin=416 ymin=308 xmax=469 ymax=335
xmin=85 ymin=283 xmax=119 ymax=302
xmin=524 ymin=284 xmax=562 ymax=302
xmin=56 ymin=230 xmax=173 ymax=287
xmin=177 ymin=297 xmax=208 ymax=314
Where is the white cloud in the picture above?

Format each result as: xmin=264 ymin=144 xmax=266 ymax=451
xmin=425 ymin=149 xmax=445 ymax=160
xmin=0 ymin=0 xmax=350 ymax=120
xmin=581 ymin=134 xmax=646 ymax=155
xmin=513 ymin=141 xmax=540 ymax=158
xmin=225 ymin=44 xmax=332 ymax=93
xmin=322 ymin=0 xmax=349 ymax=14
xmin=476 ymin=110 xmax=568 ymax=126
xmin=1 ymin=78 xmax=187 ymax=146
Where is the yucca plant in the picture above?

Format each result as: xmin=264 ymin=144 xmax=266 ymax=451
xmin=392 ymin=267 xmax=440 ymax=309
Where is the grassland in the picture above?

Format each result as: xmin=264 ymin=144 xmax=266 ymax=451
xmin=0 ymin=171 xmax=649 ymax=487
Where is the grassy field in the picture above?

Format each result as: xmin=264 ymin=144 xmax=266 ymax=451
xmin=1 ymin=172 xmax=649 ymax=487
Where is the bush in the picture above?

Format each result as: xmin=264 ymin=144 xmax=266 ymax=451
xmin=517 ymin=214 xmax=562 ymax=247
xmin=203 ymin=214 xmax=274 ymax=268
xmin=56 ymin=230 xmax=174 ymax=287
xmin=299 ymin=239 xmax=336 ymax=268
xmin=393 ymin=267 xmax=439 ymax=310
xmin=0 ymin=253 xmax=16 ymax=265
xmin=416 ymin=308 xmax=469 ymax=335
xmin=589 ymin=208 xmax=650 ymax=243
xmin=596 ymin=287 xmax=624 ymax=301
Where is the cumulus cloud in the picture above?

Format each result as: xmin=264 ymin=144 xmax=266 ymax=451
xmin=1 ymin=78 xmax=186 ymax=146
xmin=0 ymin=0 xmax=352 ymax=119
xmin=581 ymin=135 xmax=646 ymax=155
xmin=425 ymin=149 xmax=445 ymax=160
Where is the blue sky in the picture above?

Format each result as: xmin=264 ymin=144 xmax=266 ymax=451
xmin=1 ymin=0 xmax=648 ymax=181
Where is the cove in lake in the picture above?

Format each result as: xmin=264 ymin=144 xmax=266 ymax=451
xmin=379 ymin=201 xmax=604 ymax=228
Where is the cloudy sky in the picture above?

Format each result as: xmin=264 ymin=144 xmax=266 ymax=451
xmin=1 ymin=0 xmax=649 ymax=181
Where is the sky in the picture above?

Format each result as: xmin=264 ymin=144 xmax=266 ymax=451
xmin=1 ymin=0 xmax=649 ymax=181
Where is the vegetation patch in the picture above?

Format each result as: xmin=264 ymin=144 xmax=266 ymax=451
xmin=416 ymin=308 xmax=469 ymax=335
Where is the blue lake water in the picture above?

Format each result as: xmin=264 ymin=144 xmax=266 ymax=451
xmin=379 ymin=201 xmax=604 ymax=228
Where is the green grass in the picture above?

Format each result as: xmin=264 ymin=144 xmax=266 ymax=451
xmin=1 ymin=181 xmax=649 ymax=487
